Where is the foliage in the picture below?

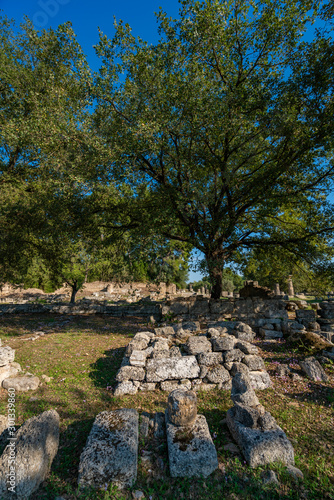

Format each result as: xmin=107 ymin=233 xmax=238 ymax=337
xmin=93 ymin=0 xmax=334 ymax=299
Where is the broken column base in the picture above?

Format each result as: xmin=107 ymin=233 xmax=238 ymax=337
xmin=227 ymin=407 xmax=294 ymax=467
xmin=165 ymin=411 xmax=218 ymax=478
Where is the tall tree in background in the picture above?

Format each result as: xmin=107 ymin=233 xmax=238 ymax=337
xmin=94 ymin=0 xmax=334 ymax=299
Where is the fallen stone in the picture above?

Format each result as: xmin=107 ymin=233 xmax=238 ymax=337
xmin=153 ymin=412 xmax=166 ymax=439
xmin=154 ymin=326 xmax=175 ymax=338
xmin=223 ymin=443 xmax=240 ymax=454
xmin=185 ymin=336 xmax=212 ymax=355
xmin=211 ymin=336 xmax=236 ymax=352
xmin=0 ymin=410 xmax=59 ymax=499
xmin=166 ymin=412 xmax=218 ymax=478
xmin=2 ymin=375 xmax=40 ymax=391
xmin=234 ymin=403 xmax=266 ymax=428
xmin=0 ymin=347 xmax=15 ymax=367
xmin=227 ymin=407 xmax=294 ymax=467
xmin=133 ymin=332 xmax=154 ymax=341
xmin=249 ymin=371 xmax=272 ymax=390
xmin=114 ymin=381 xmax=138 ymax=396
xmin=0 ymin=364 xmax=19 ymax=384
xmin=300 ymin=357 xmax=328 ymax=382
xmin=167 ymin=389 xmax=197 ymax=426
xmin=275 ymin=364 xmax=291 ymax=377
xmin=116 ymin=366 xmax=145 ymax=382
xmin=197 ymin=352 xmax=223 ymax=366
xmin=10 ymin=362 xmax=22 ymax=372
xmin=261 ymin=469 xmax=279 ymax=485
xmin=139 ymin=412 xmax=150 ymax=440
xmin=125 ymin=339 xmax=150 ymax=356
xmin=205 ymin=365 xmax=230 ymax=384
xmin=285 ymin=464 xmax=304 ymax=480
xmin=146 ymin=356 xmax=200 ymax=382
xmin=231 ymin=372 xmax=260 ymax=407
xmin=242 ymin=355 xmax=265 ymax=371
xmin=41 ymin=374 xmax=51 ymax=383
xmin=78 ymin=409 xmax=138 ymax=490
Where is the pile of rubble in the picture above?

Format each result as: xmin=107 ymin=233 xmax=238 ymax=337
xmin=114 ymin=321 xmax=272 ymax=396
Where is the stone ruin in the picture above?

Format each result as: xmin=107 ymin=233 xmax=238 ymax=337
xmin=0 ymin=340 xmax=40 ymax=392
xmin=239 ymin=280 xmax=276 ymax=299
xmin=114 ymin=321 xmax=272 ymax=396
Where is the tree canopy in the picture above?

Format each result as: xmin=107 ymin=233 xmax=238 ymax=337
xmin=93 ymin=0 xmax=334 ymax=298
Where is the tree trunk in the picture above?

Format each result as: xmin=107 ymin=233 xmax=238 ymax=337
xmin=206 ymin=250 xmax=225 ymax=300
xmin=70 ymin=283 xmax=78 ymax=304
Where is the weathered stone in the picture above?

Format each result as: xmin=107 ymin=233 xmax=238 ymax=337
xmin=218 ymin=379 xmax=232 ymax=390
xmin=180 ymin=379 xmax=192 ymax=390
xmin=114 ymin=381 xmax=138 ymax=396
xmin=125 ymin=339 xmax=149 ymax=356
xmin=275 ymin=364 xmax=291 ymax=377
xmin=285 ymin=464 xmax=304 ymax=480
xmin=150 ymin=349 xmax=170 ymax=359
xmin=185 ymin=336 xmax=212 ymax=355
xmin=242 ymin=355 xmax=265 ymax=371
xmin=78 ymin=409 xmax=138 ymax=490
xmin=0 ymin=364 xmax=19 ymax=384
xmin=2 ymin=375 xmax=40 ymax=391
xmin=259 ymin=328 xmax=283 ymax=339
xmin=197 ymin=352 xmax=223 ymax=366
xmin=232 ymin=330 xmax=255 ymax=341
xmin=249 ymin=371 xmax=272 ymax=390
xmin=139 ymin=412 xmax=150 ymax=440
xmin=139 ymin=382 xmax=156 ymax=391
xmin=116 ymin=366 xmax=145 ymax=382
xmin=230 ymin=362 xmax=250 ymax=377
xmin=261 ymin=469 xmax=279 ymax=485
xmin=231 ymin=372 xmax=260 ymax=407
xmin=206 ymin=327 xmax=221 ymax=338
xmin=198 ymin=383 xmax=217 ymax=391
xmin=300 ymin=357 xmax=328 ymax=382
xmin=191 ymin=379 xmax=202 ymax=391
xmin=234 ymin=403 xmax=265 ymax=428
xmin=41 ymin=374 xmax=51 ymax=383
xmin=169 ymin=346 xmax=182 ymax=357
xmin=226 ymin=406 xmax=294 ymax=467
xmin=205 ymin=365 xmax=230 ymax=384
xmin=0 ymin=410 xmax=59 ymax=499
xmin=160 ymin=380 xmax=180 ymax=392
xmin=167 ymin=389 xmax=197 ymax=427
xmin=224 ymin=349 xmax=245 ymax=363
xmin=224 ymin=362 xmax=234 ymax=371
xmin=146 ymin=356 xmax=200 ymax=382
xmin=0 ymin=346 xmax=15 ymax=367
xmin=153 ymin=412 xmax=166 ymax=439
xmin=166 ymin=412 xmax=218 ymax=478
xmin=133 ymin=332 xmax=152 ymax=342
xmin=235 ymin=340 xmax=259 ymax=355
xmin=0 ymin=415 xmax=7 ymax=435
xmin=129 ymin=350 xmax=148 ymax=367
xmin=180 ymin=321 xmax=201 ymax=333
xmin=152 ymin=337 xmax=170 ymax=350
xmin=211 ymin=336 xmax=236 ymax=352
xmin=154 ymin=326 xmax=175 ymax=338
xmin=10 ymin=362 xmax=21 ymax=372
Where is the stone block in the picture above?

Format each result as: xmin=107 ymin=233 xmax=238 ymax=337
xmin=116 ymin=366 xmax=145 ymax=382
xmin=114 ymin=381 xmax=138 ymax=396
xmin=224 ymin=349 xmax=245 ymax=363
xmin=0 ymin=364 xmax=19 ymax=384
xmin=78 ymin=409 xmax=138 ymax=490
xmin=146 ymin=356 xmax=200 ymax=382
xmin=205 ymin=365 xmax=230 ymax=384
xmin=235 ymin=341 xmax=259 ymax=355
xmin=249 ymin=371 xmax=272 ymax=390
xmin=300 ymin=357 xmax=328 ymax=382
xmin=167 ymin=389 xmax=197 ymax=426
xmin=211 ymin=336 xmax=236 ymax=352
xmin=197 ymin=352 xmax=223 ymax=366
xmin=185 ymin=336 xmax=212 ymax=355
xmin=2 ymin=375 xmax=40 ymax=392
xmin=0 ymin=347 xmax=15 ymax=367
xmin=231 ymin=372 xmax=260 ymax=406
xmin=166 ymin=412 xmax=218 ymax=478
xmin=0 ymin=410 xmax=59 ymax=499
xmin=129 ymin=350 xmax=147 ymax=367
xmin=227 ymin=407 xmax=294 ymax=467
xmin=242 ymin=355 xmax=265 ymax=371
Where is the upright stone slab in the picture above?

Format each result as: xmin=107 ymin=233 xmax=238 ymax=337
xmin=165 ymin=412 xmax=218 ymax=478
xmin=78 ymin=409 xmax=138 ymax=490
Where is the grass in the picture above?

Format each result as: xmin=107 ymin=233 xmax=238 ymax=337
xmin=0 ymin=314 xmax=333 ymax=499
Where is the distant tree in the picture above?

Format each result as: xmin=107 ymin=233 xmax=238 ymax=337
xmin=94 ymin=0 xmax=334 ymax=299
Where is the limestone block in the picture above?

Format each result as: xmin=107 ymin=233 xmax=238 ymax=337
xmin=150 ymin=349 xmax=170 ymax=359
xmin=230 ymin=362 xmax=250 ymax=377
xmin=133 ymin=332 xmax=153 ymax=342
xmin=139 ymin=383 xmax=156 ymax=391
xmin=169 ymin=346 xmax=182 ymax=357
xmin=78 ymin=409 xmax=138 ymax=490
xmin=197 ymin=352 xmax=223 ymax=367
xmin=232 ymin=330 xmax=255 ymax=342
xmin=129 ymin=350 xmax=148 ymax=367
xmin=235 ymin=341 xmax=259 ymax=355
xmin=146 ymin=356 xmax=200 ymax=382
xmin=259 ymin=328 xmax=283 ymax=339
xmin=211 ymin=336 xmax=236 ymax=352
xmin=154 ymin=326 xmax=175 ymax=338
xmin=205 ymin=365 xmax=230 ymax=384
xmin=160 ymin=380 xmax=180 ymax=392
xmin=167 ymin=389 xmax=197 ymax=426
xmin=227 ymin=407 xmax=294 ymax=467
xmin=249 ymin=371 xmax=272 ymax=390
xmin=0 ymin=364 xmax=19 ymax=384
xmin=224 ymin=349 xmax=245 ymax=363
xmin=300 ymin=357 xmax=328 ymax=382
xmin=0 ymin=346 xmax=15 ymax=367
xmin=0 ymin=410 xmax=59 ymax=499
xmin=185 ymin=336 xmax=212 ymax=355
xmin=2 ymin=375 xmax=40 ymax=392
xmin=125 ymin=339 xmax=149 ymax=356
xmin=166 ymin=412 xmax=218 ymax=478
xmin=234 ymin=403 xmax=265 ymax=428
xmin=242 ymin=355 xmax=265 ymax=371
xmin=114 ymin=381 xmax=138 ymax=396
xmin=231 ymin=372 xmax=260 ymax=407
xmin=116 ymin=366 xmax=145 ymax=382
